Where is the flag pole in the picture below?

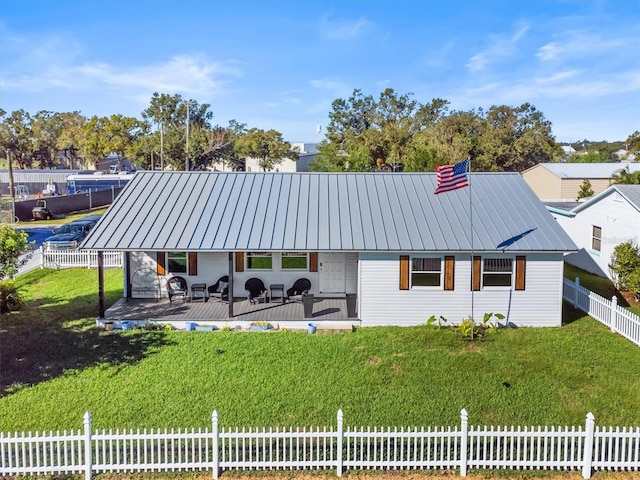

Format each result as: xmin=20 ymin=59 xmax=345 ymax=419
xmin=468 ymin=158 xmax=474 ymax=323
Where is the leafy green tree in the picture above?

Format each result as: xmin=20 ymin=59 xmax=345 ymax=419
xmin=608 ymin=241 xmax=640 ymax=293
xmin=56 ymin=112 xmax=87 ymax=169
xmin=0 ymin=110 xmax=34 ymax=168
xmin=0 ymin=225 xmax=30 ymax=279
xmin=140 ymin=93 xmax=214 ymax=170
xmin=568 ymin=148 xmax=616 ymax=163
xmin=626 ymin=131 xmax=640 ymax=155
xmin=315 ymin=89 xmax=560 ymax=173
xmin=235 ymin=128 xmax=296 ymax=171
xmin=576 ymin=179 xmax=595 ymax=200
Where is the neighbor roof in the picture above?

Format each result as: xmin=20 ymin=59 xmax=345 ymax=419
xmin=80 ymin=172 xmax=576 ymax=253
xmin=572 ymin=184 xmax=640 ymax=214
xmin=528 ymin=162 xmax=640 ymax=179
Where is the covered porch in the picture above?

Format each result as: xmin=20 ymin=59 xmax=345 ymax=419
xmin=103 ymin=296 xmax=360 ymax=331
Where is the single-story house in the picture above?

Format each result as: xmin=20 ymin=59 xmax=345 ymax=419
xmin=547 ymin=184 xmax=640 ymax=279
xmin=80 ymin=171 xmax=576 ymax=327
xmin=522 ymin=162 xmax=640 ymax=201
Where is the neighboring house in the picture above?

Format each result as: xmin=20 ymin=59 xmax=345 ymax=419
xmin=81 ymin=171 xmax=576 ymax=327
xmin=522 ymin=162 xmax=640 ymax=201
xmin=547 ymin=185 xmax=640 ymax=279
xmin=212 ymin=143 xmax=318 ymax=172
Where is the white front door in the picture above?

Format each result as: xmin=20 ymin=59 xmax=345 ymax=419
xmin=319 ymin=253 xmax=346 ymax=294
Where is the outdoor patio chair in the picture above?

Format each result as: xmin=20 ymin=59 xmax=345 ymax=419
xmin=167 ymin=276 xmax=188 ymax=303
xmin=208 ymin=276 xmax=229 ymax=302
xmin=245 ymin=278 xmax=268 ymax=304
xmin=287 ymin=278 xmax=311 ymax=303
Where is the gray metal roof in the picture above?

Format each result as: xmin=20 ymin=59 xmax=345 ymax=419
xmin=572 ymin=184 xmax=640 ymax=214
xmin=80 ymin=172 xmax=577 ymax=253
xmin=531 ymin=162 xmax=640 ymax=179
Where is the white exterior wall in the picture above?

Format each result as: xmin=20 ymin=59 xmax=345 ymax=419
xmin=359 ymin=252 xmax=565 ymax=327
xmin=550 ymin=191 xmax=640 ymax=279
xmin=129 ymin=252 xmax=335 ymax=298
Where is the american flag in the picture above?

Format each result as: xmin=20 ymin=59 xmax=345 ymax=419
xmin=434 ymin=158 xmax=469 ymax=194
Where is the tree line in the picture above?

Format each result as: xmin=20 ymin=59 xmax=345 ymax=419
xmin=1 ymin=88 xmax=638 ymax=173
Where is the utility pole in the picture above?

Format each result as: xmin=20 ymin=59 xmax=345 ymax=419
xmin=182 ymin=100 xmax=196 ymax=171
xmin=6 ymin=145 xmax=16 ymax=223
xmin=160 ymin=120 xmax=164 ymax=171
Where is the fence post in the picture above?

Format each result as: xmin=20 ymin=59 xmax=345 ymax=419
xmin=212 ymin=410 xmax=219 ymax=480
xmin=83 ymin=411 xmax=92 ymax=480
xmin=582 ymin=412 xmax=595 ymax=479
xmin=336 ymin=410 xmax=344 ymax=477
xmin=460 ymin=409 xmax=468 ymax=477
xmin=574 ymin=277 xmax=580 ymax=309
xmin=610 ymin=296 xmax=618 ymax=332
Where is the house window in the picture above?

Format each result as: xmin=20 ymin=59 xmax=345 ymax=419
xmin=483 ymin=258 xmax=513 ymax=287
xmin=281 ymin=252 xmax=308 ymax=270
xmin=167 ymin=252 xmax=187 ymax=274
xmin=411 ymin=257 xmax=442 ymax=287
xmin=247 ymin=252 xmax=272 ymax=270
xmin=592 ymin=226 xmax=602 ymax=252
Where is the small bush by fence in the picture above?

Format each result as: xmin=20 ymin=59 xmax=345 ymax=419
xmin=563 ymin=277 xmax=640 ymax=346
xmin=1 ymin=410 xmax=638 ymax=479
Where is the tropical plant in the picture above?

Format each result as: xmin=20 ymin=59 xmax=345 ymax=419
xmin=0 ymin=280 xmax=23 ymax=313
xmin=426 ymin=315 xmax=447 ymax=328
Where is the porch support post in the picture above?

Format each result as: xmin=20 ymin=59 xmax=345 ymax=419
xmin=228 ymin=252 xmax=234 ymax=318
xmin=125 ymin=252 xmax=131 ymax=299
xmin=97 ymin=251 xmax=105 ymax=321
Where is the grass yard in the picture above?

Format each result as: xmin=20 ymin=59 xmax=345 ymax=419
xmin=1 ymin=269 xmax=640 ymax=435
xmin=564 ymin=264 xmax=640 ymax=316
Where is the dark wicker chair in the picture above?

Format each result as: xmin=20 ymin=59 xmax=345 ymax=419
xmin=207 ymin=276 xmax=229 ymax=302
xmin=167 ymin=276 xmax=188 ymax=303
xmin=245 ymin=278 xmax=268 ymax=304
xmin=287 ymin=278 xmax=311 ymax=303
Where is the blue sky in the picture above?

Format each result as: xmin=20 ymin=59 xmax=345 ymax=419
xmin=1 ymin=0 xmax=638 ymax=143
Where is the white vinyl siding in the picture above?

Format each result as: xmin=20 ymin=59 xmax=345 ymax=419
xmin=552 ymin=190 xmax=640 ymax=279
xmin=359 ymin=252 xmax=564 ymax=327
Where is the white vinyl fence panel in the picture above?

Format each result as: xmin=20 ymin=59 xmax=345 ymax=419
xmin=2 ymin=411 xmax=639 ymax=479
xmin=41 ymin=248 xmax=122 ymax=270
xmin=563 ymin=277 xmax=640 ymax=346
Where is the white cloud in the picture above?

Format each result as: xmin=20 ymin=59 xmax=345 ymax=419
xmin=466 ymin=23 xmax=529 ymax=72
xmin=319 ymin=15 xmax=374 ymax=40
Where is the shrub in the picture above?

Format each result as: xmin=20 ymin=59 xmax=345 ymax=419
xmin=608 ymin=241 xmax=640 ymax=292
xmin=0 ymin=280 xmax=24 ymax=313
xmin=0 ymin=225 xmax=31 ymax=279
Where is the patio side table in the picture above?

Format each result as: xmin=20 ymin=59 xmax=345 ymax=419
xmin=190 ymin=283 xmax=208 ymax=302
xmin=270 ymin=283 xmax=285 ymax=304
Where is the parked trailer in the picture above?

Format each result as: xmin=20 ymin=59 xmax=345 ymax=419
xmin=66 ymin=172 xmax=135 ymax=195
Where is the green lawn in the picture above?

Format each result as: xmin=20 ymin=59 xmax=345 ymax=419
xmin=1 ymin=268 xmax=639 ymax=434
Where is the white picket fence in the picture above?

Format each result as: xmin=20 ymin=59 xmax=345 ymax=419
xmin=1 ymin=411 xmax=638 ymax=479
xmin=563 ymin=277 xmax=640 ymax=346
xmin=40 ymin=247 xmax=123 ymax=270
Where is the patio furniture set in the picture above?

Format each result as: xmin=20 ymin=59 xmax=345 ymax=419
xmin=166 ymin=275 xmax=311 ymax=305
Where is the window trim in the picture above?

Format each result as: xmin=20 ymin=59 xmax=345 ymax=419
xmin=246 ymin=252 xmax=273 ymax=270
xmin=481 ymin=257 xmax=514 ymax=288
xmin=281 ymin=252 xmax=309 ymax=271
xmin=591 ymin=225 xmax=602 ymax=253
xmin=167 ymin=251 xmax=188 ymax=274
xmin=410 ymin=256 xmax=443 ymax=288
